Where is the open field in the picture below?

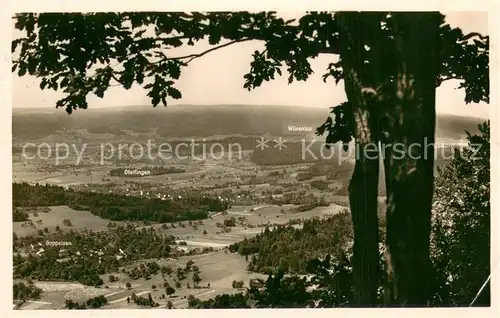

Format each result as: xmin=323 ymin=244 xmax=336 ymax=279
xmin=12 ymin=105 xmax=481 ymax=309
xmin=17 ymin=250 xmax=265 ymax=310
xmin=14 ymin=202 xmax=344 ymax=310
xmin=13 ymin=206 xmax=135 ymax=238
xmin=142 ymin=204 xmax=346 ymax=250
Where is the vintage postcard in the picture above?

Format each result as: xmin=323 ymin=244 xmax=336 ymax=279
xmin=2 ymin=0 xmax=499 ymax=317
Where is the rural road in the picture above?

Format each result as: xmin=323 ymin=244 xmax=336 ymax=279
xmin=103 ymin=290 xmax=126 ymax=298
xmin=26 ymin=300 xmax=52 ymax=305
xmin=172 ymin=289 xmax=216 ymax=308
xmin=107 ymin=290 xmax=151 ymax=304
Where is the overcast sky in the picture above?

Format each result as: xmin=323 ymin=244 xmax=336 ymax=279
xmin=12 ymin=11 xmax=489 ymax=119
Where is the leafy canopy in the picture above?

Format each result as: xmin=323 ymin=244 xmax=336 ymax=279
xmin=12 ymin=12 xmax=489 ymax=145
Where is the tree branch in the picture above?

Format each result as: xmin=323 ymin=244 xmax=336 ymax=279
xmin=168 ymin=39 xmax=252 ymax=64
xmin=317 ymin=44 xmax=341 ymax=55
xmin=438 ymin=75 xmax=458 ymax=82
xmin=110 ymin=73 xmax=125 ymax=85
xmin=461 ymin=32 xmax=488 ymax=41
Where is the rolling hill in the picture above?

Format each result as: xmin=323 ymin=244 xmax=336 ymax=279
xmin=12 ymin=104 xmax=486 ymax=142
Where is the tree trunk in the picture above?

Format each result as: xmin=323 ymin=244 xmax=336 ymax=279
xmin=380 ymin=13 xmax=441 ymax=306
xmin=337 ymin=12 xmax=381 ymax=306
xmin=348 ymin=136 xmax=381 ymax=306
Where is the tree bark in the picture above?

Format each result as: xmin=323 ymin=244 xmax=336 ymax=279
xmin=380 ymin=13 xmax=441 ymax=306
xmin=337 ymin=12 xmax=381 ymax=306
xmin=348 ymin=130 xmax=381 ymax=306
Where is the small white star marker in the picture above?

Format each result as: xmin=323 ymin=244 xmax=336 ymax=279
xmin=273 ymin=137 xmax=287 ymax=150
xmin=256 ymin=137 xmax=269 ymax=150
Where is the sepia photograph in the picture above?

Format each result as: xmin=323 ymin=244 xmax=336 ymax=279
xmin=8 ymin=4 xmax=495 ymax=313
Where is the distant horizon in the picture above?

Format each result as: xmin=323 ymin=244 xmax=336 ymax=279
xmin=12 ymin=11 xmax=490 ymax=120
xmin=12 ymin=103 xmax=490 ymax=120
